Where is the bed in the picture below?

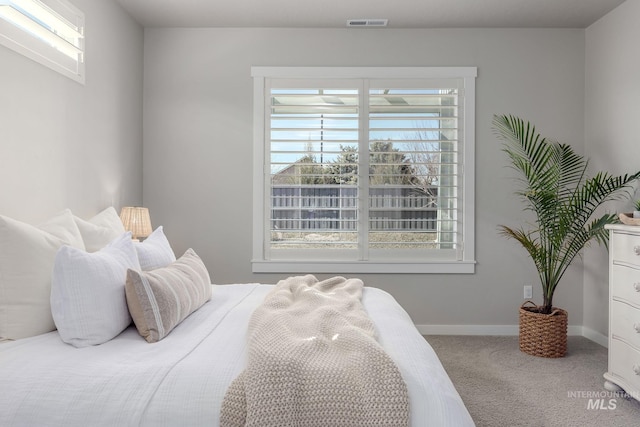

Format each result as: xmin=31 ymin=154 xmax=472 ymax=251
xmin=0 ymin=208 xmax=474 ymax=427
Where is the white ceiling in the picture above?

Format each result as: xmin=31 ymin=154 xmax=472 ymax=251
xmin=116 ymin=0 xmax=626 ymax=29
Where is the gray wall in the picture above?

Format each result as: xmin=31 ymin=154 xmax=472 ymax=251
xmin=0 ymin=0 xmax=144 ymax=223
xmin=584 ymin=0 xmax=640 ymax=340
xmin=2 ymin=0 xmax=635 ymax=335
xmin=143 ymin=28 xmax=586 ymax=330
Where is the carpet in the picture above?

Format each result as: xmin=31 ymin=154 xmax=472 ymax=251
xmin=425 ymin=335 xmax=640 ymax=427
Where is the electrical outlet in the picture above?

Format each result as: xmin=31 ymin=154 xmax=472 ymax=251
xmin=524 ymin=285 xmax=533 ymax=299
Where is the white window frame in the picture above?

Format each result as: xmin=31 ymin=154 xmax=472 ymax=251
xmin=0 ymin=0 xmax=84 ymax=84
xmin=251 ymin=67 xmax=477 ymax=274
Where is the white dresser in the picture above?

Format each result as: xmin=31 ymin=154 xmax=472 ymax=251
xmin=604 ymin=224 xmax=640 ymax=401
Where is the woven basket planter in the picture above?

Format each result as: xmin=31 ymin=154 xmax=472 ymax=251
xmin=519 ymin=301 xmax=567 ymax=358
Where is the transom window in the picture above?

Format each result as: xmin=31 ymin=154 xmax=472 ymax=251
xmin=252 ymin=67 xmax=476 ymax=274
xmin=0 ymin=0 xmax=84 ymax=83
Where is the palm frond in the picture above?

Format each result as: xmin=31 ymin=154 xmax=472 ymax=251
xmin=493 ymin=114 xmax=640 ymax=312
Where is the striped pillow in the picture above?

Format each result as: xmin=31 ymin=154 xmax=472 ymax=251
xmin=125 ymin=248 xmax=212 ymax=343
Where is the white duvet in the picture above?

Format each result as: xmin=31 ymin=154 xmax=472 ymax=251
xmin=0 ymin=284 xmax=474 ymax=427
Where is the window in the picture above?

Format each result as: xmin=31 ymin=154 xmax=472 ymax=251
xmin=252 ymin=67 xmax=476 ymax=274
xmin=0 ymin=0 xmax=84 ymax=83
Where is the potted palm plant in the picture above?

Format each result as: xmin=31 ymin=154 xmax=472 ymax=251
xmin=492 ymin=114 xmax=640 ymax=358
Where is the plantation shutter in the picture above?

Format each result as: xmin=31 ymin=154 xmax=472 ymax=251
xmin=368 ymin=79 xmax=464 ymax=255
xmin=268 ymin=82 xmax=361 ymax=254
xmin=266 ymin=78 xmax=464 ymax=259
xmin=253 ymin=67 xmax=476 ymax=273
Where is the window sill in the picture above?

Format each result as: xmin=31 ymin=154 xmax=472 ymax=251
xmin=251 ymin=260 xmax=476 ymax=274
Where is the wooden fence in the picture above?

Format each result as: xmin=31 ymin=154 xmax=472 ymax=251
xmin=271 ymin=185 xmax=437 ymax=231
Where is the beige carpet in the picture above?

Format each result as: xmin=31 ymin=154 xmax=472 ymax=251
xmin=425 ymin=335 xmax=640 ymax=427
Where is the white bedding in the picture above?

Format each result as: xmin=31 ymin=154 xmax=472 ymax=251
xmin=0 ymin=284 xmax=474 ymax=427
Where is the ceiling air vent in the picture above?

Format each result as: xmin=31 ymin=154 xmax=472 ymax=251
xmin=347 ymin=19 xmax=388 ymax=27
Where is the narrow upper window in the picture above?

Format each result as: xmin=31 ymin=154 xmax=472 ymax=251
xmin=0 ymin=0 xmax=84 ymax=83
xmin=252 ymin=67 xmax=476 ymax=274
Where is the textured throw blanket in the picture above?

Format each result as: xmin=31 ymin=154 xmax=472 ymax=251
xmin=220 ymin=275 xmax=409 ymax=427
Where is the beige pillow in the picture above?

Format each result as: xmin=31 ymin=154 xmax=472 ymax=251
xmin=125 ymin=249 xmax=212 ymax=343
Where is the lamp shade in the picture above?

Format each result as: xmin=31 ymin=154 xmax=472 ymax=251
xmin=119 ymin=207 xmax=152 ymax=240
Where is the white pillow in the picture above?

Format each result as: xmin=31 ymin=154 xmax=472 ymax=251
xmin=39 ymin=209 xmax=86 ymax=251
xmin=134 ymin=226 xmax=176 ymax=270
xmin=51 ymin=232 xmax=141 ymax=347
xmin=73 ymin=207 xmax=125 ymax=252
xmin=0 ymin=211 xmax=85 ymax=340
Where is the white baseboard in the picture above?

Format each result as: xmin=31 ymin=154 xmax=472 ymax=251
xmin=580 ymin=326 xmax=609 ymax=348
xmin=416 ymin=324 xmax=609 ymax=348
xmin=416 ymin=324 xmax=518 ymax=336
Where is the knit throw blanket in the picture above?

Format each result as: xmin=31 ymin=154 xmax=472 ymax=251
xmin=220 ymin=275 xmax=409 ymax=427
